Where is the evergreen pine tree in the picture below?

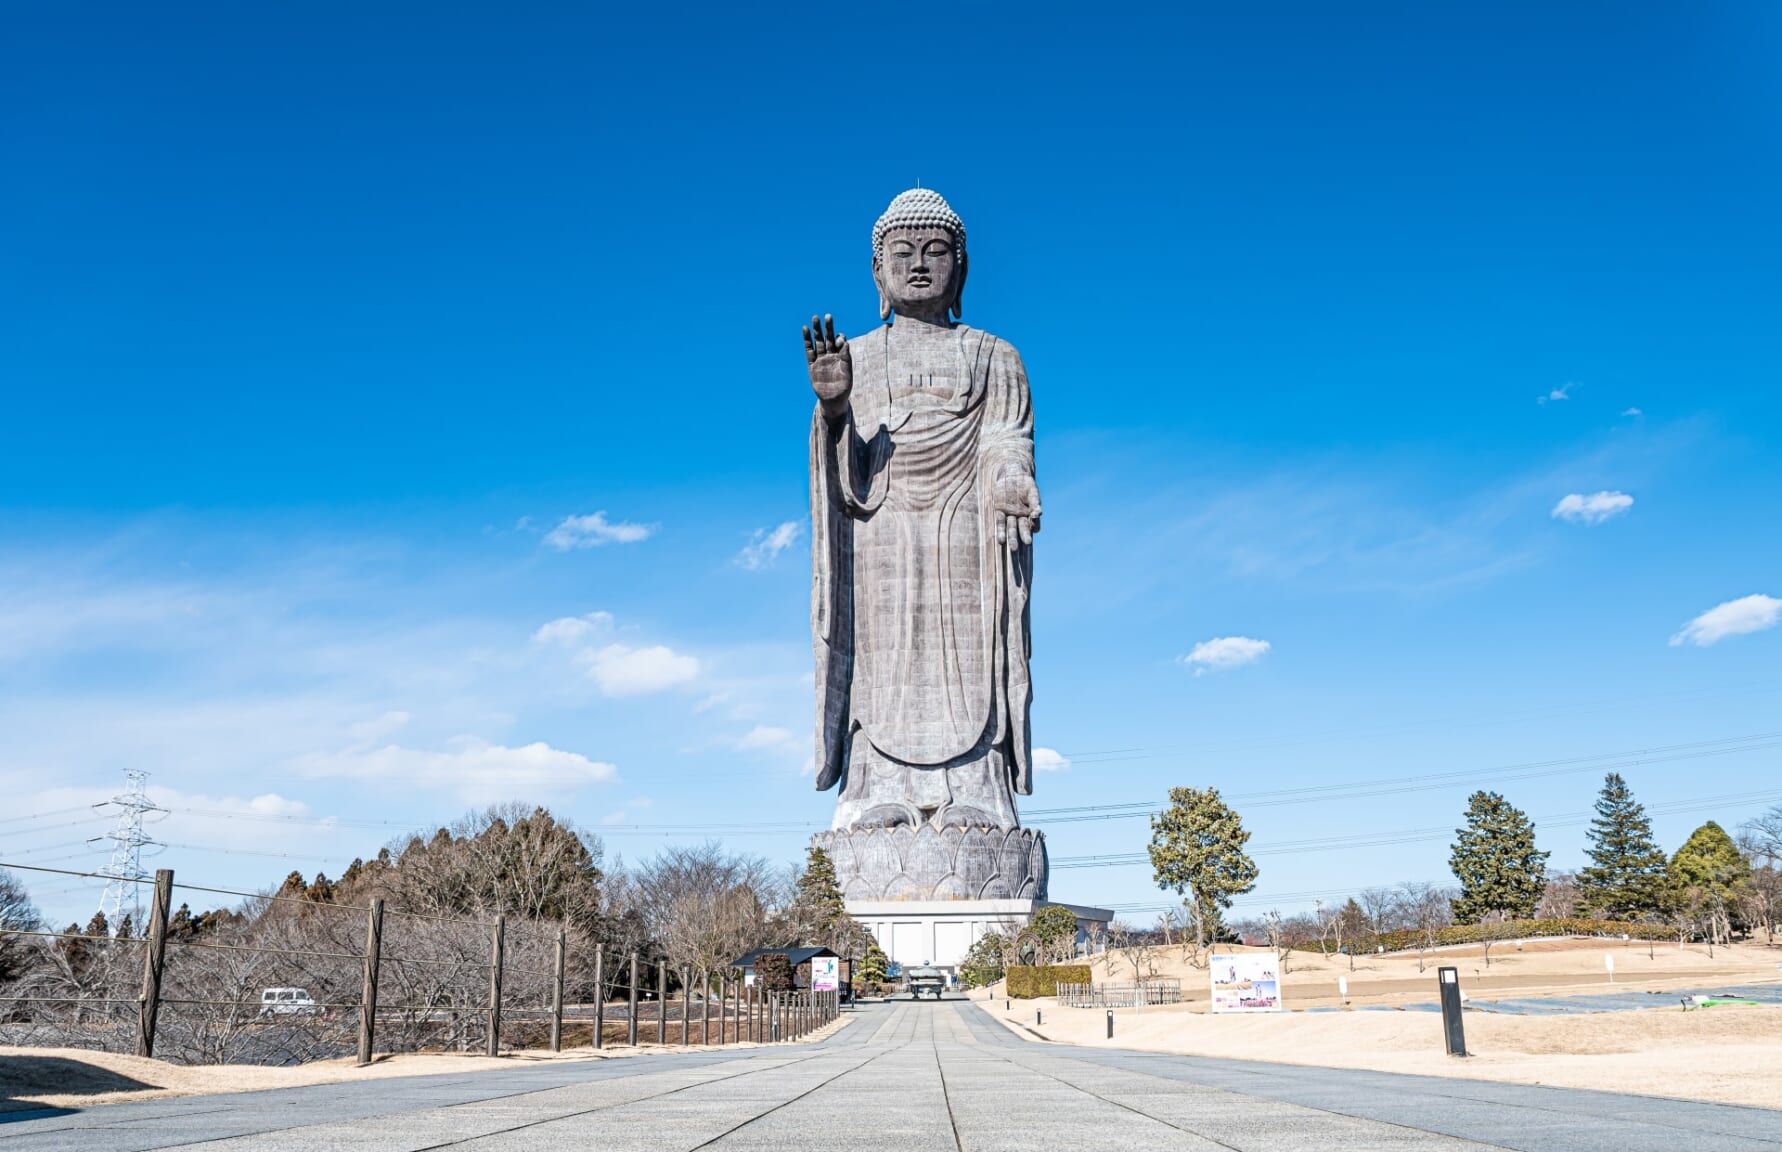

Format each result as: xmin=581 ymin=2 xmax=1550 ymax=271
xmin=1577 ymin=772 xmax=1670 ymax=920
xmin=1147 ymin=786 xmax=1260 ymax=946
xmin=1449 ymin=790 xmax=1550 ymax=924
xmin=858 ymin=940 xmax=890 ymax=985
xmin=793 ymin=847 xmax=848 ymax=934
xmin=1669 ymin=820 xmax=1750 ymax=946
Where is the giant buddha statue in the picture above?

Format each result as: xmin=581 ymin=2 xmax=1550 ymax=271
xmin=803 ymin=189 xmax=1048 ymax=903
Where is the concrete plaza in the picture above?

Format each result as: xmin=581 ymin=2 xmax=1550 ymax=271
xmin=4 ymin=1000 xmax=1777 ymax=1151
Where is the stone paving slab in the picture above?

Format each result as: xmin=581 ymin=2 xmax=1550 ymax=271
xmin=4 ymin=1001 xmax=1779 ymax=1151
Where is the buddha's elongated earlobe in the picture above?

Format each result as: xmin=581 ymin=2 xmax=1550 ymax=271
xmin=874 ymin=261 xmax=892 ymax=321
xmin=951 ymin=252 xmax=968 ymax=321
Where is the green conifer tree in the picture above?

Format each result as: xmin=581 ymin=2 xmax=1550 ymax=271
xmin=1449 ymin=790 xmax=1549 ymax=924
xmin=1669 ymin=820 xmax=1750 ymax=947
xmin=1576 ymin=773 xmax=1670 ymax=920
xmin=858 ymin=940 xmax=890 ymax=986
xmin=1147 ymin=786 xmax=1259 ymax=946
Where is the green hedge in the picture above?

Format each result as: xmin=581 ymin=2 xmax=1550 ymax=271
xmin=1359 ymin=918 xmax=1675 ymax=955
xmin=1007 ymin=964 xmax=1091 ymax=999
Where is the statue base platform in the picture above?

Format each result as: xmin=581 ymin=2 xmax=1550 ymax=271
xmin=812 ymin=824 xmax=1048 ymax=902
xmin=846 ymin=898 xmax=1116 ymax=971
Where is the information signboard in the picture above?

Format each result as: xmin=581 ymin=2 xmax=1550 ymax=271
xmin=1209 ymin=951 xmax=1283 ymax=1013
xmin=811 ymin=956 xmax=840 ymax=992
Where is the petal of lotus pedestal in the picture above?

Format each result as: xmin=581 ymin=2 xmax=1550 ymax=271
xmin=931 ymin=872 xmax=972 ymax=899
xmin=954 ymin=827 xmax=999 ymax=891
xmin=1027 ymin=833 xmax=1050 ymax=900
xmin=852 ymin=830 xmax=901 ymax=900
xmin=996 ymin=829 xmax=1034 ymax=896
xmin=903 ymin=826 xmax=956 ymax=896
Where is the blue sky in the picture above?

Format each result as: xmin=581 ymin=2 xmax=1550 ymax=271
xmin=3 ymin=4 xmax=1779 ymax=928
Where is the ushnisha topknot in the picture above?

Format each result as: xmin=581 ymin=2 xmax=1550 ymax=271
xmin=871 ymin=188 xmax=966 ymax=265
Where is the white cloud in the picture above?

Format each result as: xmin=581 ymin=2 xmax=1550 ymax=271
xmin=349 ymin=711 xmax=411 ymax=742
xmin=1181 ymin=636 xmax=1271 ymax=676
xmin=735 ymin=724 xmax=797 ymax=751
xmin=581 ymin=643 xmax=699 ymax=696
xmin=1537 ymin=383 xmax=1575 ymax=405
xmin=298 ymin=737 xmax=618 ymax=803
xmin=543 ymin=511 xmax=655 ymax=551
xmin=736 ymin=522 xmax=802 ymax=570
xmin=1551 ymin=491 xmax=1634 ymax=525
xmin=1669 ymin=594 xmax=1782 ymax=648
xmin=1032 ymin=747 xmax=1070 ymax=773
xmin=1621 ymin=407 xmax=1643 ymax=417
xmin=533 ymin=611 xmax=614 ymax=645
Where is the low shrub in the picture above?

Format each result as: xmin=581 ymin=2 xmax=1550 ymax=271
xmin=1366 ymin=918 xmax=1674 ymax=955
xmin=1006 ymin=964 xmax=1092 ymax=999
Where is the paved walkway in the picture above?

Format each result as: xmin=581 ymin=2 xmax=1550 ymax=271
xmin=4 ymin=1000 xmax=1778 ymax=1151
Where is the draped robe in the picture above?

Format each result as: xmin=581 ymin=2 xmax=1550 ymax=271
xmin=810 ymin=323 xmax=1035 ymax=827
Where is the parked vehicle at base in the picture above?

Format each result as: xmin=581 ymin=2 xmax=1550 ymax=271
xmin=906 ymin=967 xmax=946 ymax=1000
xmin=258 ymin=987 xmax=323 ymax=1016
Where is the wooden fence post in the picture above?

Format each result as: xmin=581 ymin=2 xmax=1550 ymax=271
xmin=592 ymin=943 xmax=605 ymax=1049
xmin=700 ymin=970 xmax=710 ymax=1044
xmin=356 ymin=897 xmax=384 ymax=1065
xmin=486 ymin=914 xmax=505 ymax=1057
xmin=549 ymin=926 xmax=566 ymax=1053
xmin=627 ymin=952 xmax=638 ymax=1046
xmin=680 ymin=965 xmax=690 ymax=1046
xmin=135 ymin=868 xmax=173 ymax=1058
xmin=657 ymin=963 xmax=667 ymax=1045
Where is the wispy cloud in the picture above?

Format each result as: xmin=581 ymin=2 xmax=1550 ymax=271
xmin=297 ymin=737 xmax=618 ymax=803
xmin=580 ymin=643 xmax=699 ymax=696
xmin=1537 ymin=383 xmax=1575 ymax=405
xmin=734 ymin=725 xmax=798 ymax=752
xmin=1180 ymin=636 xmax=1271 ymax=676
xmin=543 ymin=511 xmax=655 ymax=551
xmin=1551 ymin=491 xmax=1633 ymax=525
xmin=1033 ymin=747 xmax=1071 ymax=772
xmin=1670 ymin=594 xmax=1781 ymax=648
xmin=1621 ymin=407 xmax=1643 ymax=418
xmin=532 ymin=611 xmax=615 ymax=646
xmin=736 ymin=522 xmax=802 ymax=570
xmin=349 ymin=711 xmax=411 ymax=742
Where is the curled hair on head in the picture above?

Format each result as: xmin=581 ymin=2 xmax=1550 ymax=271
xmin=871 ymin=188 xmax=967 ymax=270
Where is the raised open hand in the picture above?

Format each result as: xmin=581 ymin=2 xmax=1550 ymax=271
xmin=803 ymin=313 xmax=851 ymax=409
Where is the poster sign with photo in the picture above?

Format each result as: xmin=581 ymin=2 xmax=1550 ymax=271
xmin=810 ymin=956 xmax=840 ymax=992
xmin=1209 ymin=951 xmax=1283 ymax=1013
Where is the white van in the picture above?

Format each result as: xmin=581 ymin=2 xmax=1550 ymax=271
xmin=258 ymin=987 xmax=322 ymax=1017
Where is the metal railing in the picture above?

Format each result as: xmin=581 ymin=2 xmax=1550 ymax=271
xmin=1055 ymin=979 xmax=1183 ymax=1008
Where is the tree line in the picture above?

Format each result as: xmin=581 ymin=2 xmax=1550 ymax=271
xmin=1139 ymin=775 xmax=1782 ymax=959
xmin=0 ymin=802 xmax=885 ymax=1061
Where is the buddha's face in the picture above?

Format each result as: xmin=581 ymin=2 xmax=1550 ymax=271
xmin=877 ymin=227 xmax=960 ymax=316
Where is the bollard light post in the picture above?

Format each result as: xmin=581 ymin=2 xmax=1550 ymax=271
xmin=1036 ymin=1008 xmax=1042 ymax=1026
xmin=1106 ymin=1009 xmax=1113 ymax=1039
xmin=1437 ymin=966 xmax=1467 ymax=1057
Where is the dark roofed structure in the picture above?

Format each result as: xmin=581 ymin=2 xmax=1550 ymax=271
xmin=730 ymin=946 xmax=839 ymax=972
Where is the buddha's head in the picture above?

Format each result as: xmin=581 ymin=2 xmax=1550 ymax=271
xmin=872 ymin=188 xmax=968 ymax=323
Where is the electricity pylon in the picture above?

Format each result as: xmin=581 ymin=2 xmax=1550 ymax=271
xmin=90 ymin=768 xmax=166 ymax=931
